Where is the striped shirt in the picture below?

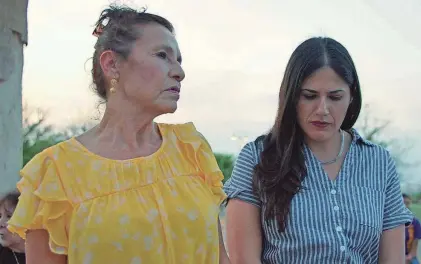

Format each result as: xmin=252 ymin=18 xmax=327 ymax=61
xmin=224 ymin=129 xmax=413 ymax=264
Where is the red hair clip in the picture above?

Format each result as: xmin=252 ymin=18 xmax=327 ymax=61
xmin=92 ymin=17 xmax=110 ymax=37
xmin=92 ymin=24 xmax=104 ymax=37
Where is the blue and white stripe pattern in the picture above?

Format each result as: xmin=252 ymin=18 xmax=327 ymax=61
xmin=224 ymin=129 xmax=413 ymax=264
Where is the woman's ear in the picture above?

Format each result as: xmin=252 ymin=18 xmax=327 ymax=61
xmin=100 ymin=50 xmax=120 ymax=79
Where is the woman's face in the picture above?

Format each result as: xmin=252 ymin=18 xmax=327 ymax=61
xmin=0 ymin=201 xmax=23 ymax=248
xmin=107 ymin=23 xmax=185 ymax=115
xmin=404 ymin=196 xmax=412 ymax=209
xmin=297 ymin=67 xmax=352 ymax=142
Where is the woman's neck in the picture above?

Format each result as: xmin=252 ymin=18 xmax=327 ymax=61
xmin=306 ymin=130 xmax=345 ymax=162
xmin=94 ymin=106 xmax=160 ymax=151
xmin=75 ymin=105 xmax=164 ymax=160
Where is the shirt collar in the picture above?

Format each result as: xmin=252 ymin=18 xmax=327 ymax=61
xmin=349 ymin=128 xmax=376 ymax=147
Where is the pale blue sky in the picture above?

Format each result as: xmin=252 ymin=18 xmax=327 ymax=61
xmin=23 ymin=0 xmax=421 ymax=186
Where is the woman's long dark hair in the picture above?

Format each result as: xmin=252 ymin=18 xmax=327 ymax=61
xmin=252 ymin=37 xmax=362 ymax=232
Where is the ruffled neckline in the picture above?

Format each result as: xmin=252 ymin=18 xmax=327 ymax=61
xmin=68 ymin=123 xmax=168 ymax=163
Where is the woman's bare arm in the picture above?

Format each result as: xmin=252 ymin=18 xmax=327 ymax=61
xmin=218 ymin=218 xmax=231 ymax=264
xmin=379 ymin=225 xmax=405 ymax=264
xmin=226 ymin=199 xmax=262 ymax=264
xmin=26 ymin=230 xmax=67 ymax=264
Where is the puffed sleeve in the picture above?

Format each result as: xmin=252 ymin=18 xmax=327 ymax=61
xmin=8 ymin=149 xmax=73 ymax=255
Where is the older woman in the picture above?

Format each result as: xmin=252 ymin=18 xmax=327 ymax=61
xmin=0 ymin=190 xmax=25 ymax=264
xmin=8 ymin=5 xmax=229 ymax=264
xmin=224 ymin=37 xmax=412 ymax=264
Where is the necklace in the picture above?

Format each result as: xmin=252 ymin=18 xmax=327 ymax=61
xmin=12 ymin=251 xmax=20 ymax=264
xmin=320 ymin=130 xmax=345 ymax=165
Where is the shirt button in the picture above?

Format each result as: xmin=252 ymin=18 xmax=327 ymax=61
xmin=336 ymin=226 xmax=343 ymax=232
xmin=334 ymin=206 xmax=339 ymax=211
xmin=331 ymin=189 xmax=337 ymax=194
xmin=340 ymin=246 xmax=346 ymax=251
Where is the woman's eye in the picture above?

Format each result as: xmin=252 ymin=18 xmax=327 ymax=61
xmin=157 ymin=52 xmax=168 ymax=59
xmin=330 ymin=95 xmax=342 ymax=101
xmin=302 ymin=94 xmax=316 ymax=100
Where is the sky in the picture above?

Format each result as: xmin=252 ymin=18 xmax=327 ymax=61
xmin=23 ymin=0 xmax=421 ymax=187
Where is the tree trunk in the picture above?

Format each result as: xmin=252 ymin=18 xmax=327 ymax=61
xmin=0 ymin=28 xmax=23 ymax=195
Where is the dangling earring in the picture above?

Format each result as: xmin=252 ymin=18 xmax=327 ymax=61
xmin=110 ymin=79 xmax=117 ymax=94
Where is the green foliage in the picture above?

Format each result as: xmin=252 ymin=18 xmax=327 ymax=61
xmin=22 ymin=107 xmax=59 ymax=166
xmin=23 ymin=137 xmax=60 ymax=166
xmin=214 ymin=153 xmax=235 ymax=183
xmin=22 ymin=105 xmax=90 ymax=167
xmin=412 ymin=193 xmax=421 ymax=202
xmin=410 ymin=203 xmax=421 ymax=220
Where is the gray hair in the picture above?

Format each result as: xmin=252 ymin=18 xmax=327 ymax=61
xmin=91 ymin=5 xmax=174 ymax=100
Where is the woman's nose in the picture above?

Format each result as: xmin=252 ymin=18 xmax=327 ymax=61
xmin=0 ymin=218 xmax=7 ymax=228
xmin=315 ymin=97 xmax=329 ymax=116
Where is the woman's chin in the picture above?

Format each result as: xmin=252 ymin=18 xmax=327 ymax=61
xmin=157 ymin=102 xmax=178 ymax=115
xmin=0 ymin=239 xmax=10 ymax=248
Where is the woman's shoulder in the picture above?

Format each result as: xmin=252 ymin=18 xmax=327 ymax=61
xmin=20 ymin=138 xmax=94 ymax=188
xmin=159 ymin=121 xmax=197 ymax=135
xmin=251 ymin=135 xmax=266 ymax=152
xmin=23 ymin=138 xmax=83 ymax=168
xmin=159 ymin=122 xmax=208 ymax=146
xmin=241 ymin=135 xmax=266 ymax=158
xmin=349 ymin=128 xmax=391 ymax=158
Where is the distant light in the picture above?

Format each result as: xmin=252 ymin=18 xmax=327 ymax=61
xmin=231 ymin=134 xmax=249 ymax=146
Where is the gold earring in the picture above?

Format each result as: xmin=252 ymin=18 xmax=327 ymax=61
xmin=110 ymin=79 xmax=117 ymax=94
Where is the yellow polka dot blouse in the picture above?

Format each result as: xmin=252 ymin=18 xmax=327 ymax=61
xmin=8 ymin=122 xmax=227 ymax=264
